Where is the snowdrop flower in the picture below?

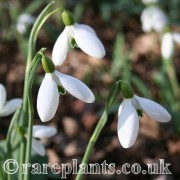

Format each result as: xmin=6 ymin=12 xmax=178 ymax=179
xmin=140 ymin=6 xmax=168 ymax=33
xmin=16 ymin=13 xmax=36 ymax=34
xmin=32 ymin=125 xmax=57 ymax=156
xmin=142 ymin=0 xmax=158 ymax=5
xmin=52 ymin=10 xmax=105 ymax=66
xmin=37 ymin=56 xmax=95 ymax=122
xmin=161 ymin=32 xmax=174 ymax=59
xmin=117 ymin=82 xmax=171 ymax=148
xmin=0 ymin=84 xmax=22 ymax=117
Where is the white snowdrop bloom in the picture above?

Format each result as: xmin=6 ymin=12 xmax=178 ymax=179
xmin=52 ymin=23 xmax=105 ymax=66
xmin=16 ymin=13 xmax=36 ymax=34
xmin=161 ymin=32 xmax=174 ymax=59
xmin=142 ymin=0 xmax=158 ymax=5
xmin=141 ymin=6 xmax=168 ymax=33
xmin=0 ymin=84 xmax=22 ymax=117
xmin=32 ymin=125 xmax=57 ymax=156
xmin=37 ymin=70 xmax=95 ymax=122
xmin=118 ymin=95 xmax=171 ymax=148
xmin=172 ymin=32 xmax=180 ymax=44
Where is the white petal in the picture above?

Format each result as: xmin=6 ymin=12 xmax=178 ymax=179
xmin=117 ymin=99 xmax=139 ymax=148
xmin=16 ymin=23 xmax=26 ymax=34
xmin=32 ymin=138 xmax=46 ymax=156
xmin=142 ymin=19 xmax=153 ymax=33
xmin=33 ymin=125 xmax=57 ymax=139
xmin=135 ymin=95 xmax=171 ymax=122
xmin=0 ymin=84 xmax=6 ymax=110
xmin=17 ymin=13 xmax=36 ymax=24
xmin=140 ymin=8 xmax=153 ymax=33
xmin=37 ymin=74 xmax=60 ymax=122
xmin=54 ymin=71 xmax=95 ymax=103
xmin=161 ymin=33 xmax=174 ymax=59
xmin=0 ymin=99 xmax=22 ymax=117
xmin=52 ymin=28 xmax=69 ymax=66
xmin=172 ymin=32 xmax=180 ymax=44
xmin=72 ymin=23 xmax=105 ymax=58
xmin=77 ymin=23 xmax=96 ymax=35
xmin=151 ymin=7 xmax=168 ymax=33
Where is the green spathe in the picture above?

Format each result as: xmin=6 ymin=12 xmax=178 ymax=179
xmin=42 ymin=56 xmax=55 ymax=73
xmin=121 ymin=81 xmax=134 ymax=98
xmin=62 ymin=10 xmax=75 ymax=26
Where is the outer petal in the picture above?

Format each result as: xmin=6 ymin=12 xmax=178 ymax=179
xmin=142 ymin=19 xmax=153 ymax=33
xmin=33 ymin=125 xmax=57 ymax=139
xmin=140 ymin=8 xmax=153 ymax=33
xmin=32 ymin=138 xmax=46 ymax=156
xmin=77 ymin=24 xmax=96 ymax=35
xmin=0 ymin=99 xmax=22 ymax=117
xmin=0 ymin=84 xmax=6 ymax=110
xmin=37 ymin=74 xmax=60 ymax=122
xmin=117 ymin=99 xmax=139 ymax=148
xmin=135 ymin=95 xmax=171 ymax=122
xmin=52 ymin=28 xmax=69 ymax=66
xmin=161 ymin=33 xmax=174 ymax=59
xmin=152 ymin=7 xmax=168 ymax=33
xmin=72 ymin=23 xmax=105 ymax=58
xmin=54 ymin=71 xmax=95 ymax=103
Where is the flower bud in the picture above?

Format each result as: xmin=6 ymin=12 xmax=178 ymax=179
xmin=121 ymin=81 xmax=134 ymax=98
xmin=42 ymin=56 xmax=55 ymax=73
xmin=62 ymin=10 xmax=75 ymax=26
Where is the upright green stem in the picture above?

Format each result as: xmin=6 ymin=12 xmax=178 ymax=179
xmin=24 ymin=53 xmax=42 ymax=180
xmin=18 ymin=2 xmax=60 ymax=179
xmin=76 ymin=81 xmax=121 ymax=180
xmin=76 ymin=111 xmax=108 ymax=180
xmin=163 ymin=57 xmax=180 ymax=110
xmin=6 ymin=106 xmax=21 ymax=180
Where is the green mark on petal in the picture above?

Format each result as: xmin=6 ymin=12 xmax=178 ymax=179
xmin=58 ymin=85 xmax=66 ymax=95
xmin=137 ymin=109 xmax=143 ymax=117
xmin=70 ymin=38 xmax=78 ymax=48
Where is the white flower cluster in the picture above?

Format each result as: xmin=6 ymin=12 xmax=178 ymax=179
xmin=2 ymin=9 xmax=171 ymax=157
xmin=37 ymin=11 xmax=105 ymax=123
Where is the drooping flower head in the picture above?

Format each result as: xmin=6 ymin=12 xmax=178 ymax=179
xmin=16 ymin=13 xmax=36 ymax=34
xmin=140 ymin=6 xmax=168 ymax=33
xmin=161 ymin=32 xmax=180 ymax=59
xmin=32 ymin=125 xmax=57 ymax=156
xmin=0 ymin=84 xmax=22 ymax=117
xmin=37 ymin=56 xmax=95 ymax=122
xmin=52 ymin=10 xmax=105 ymax=66
xmin=117 ymin=82 xmax=171 ymax=148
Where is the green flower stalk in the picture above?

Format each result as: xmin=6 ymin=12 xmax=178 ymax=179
xmin=75 ymin=80 xmax=121 ymax=180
